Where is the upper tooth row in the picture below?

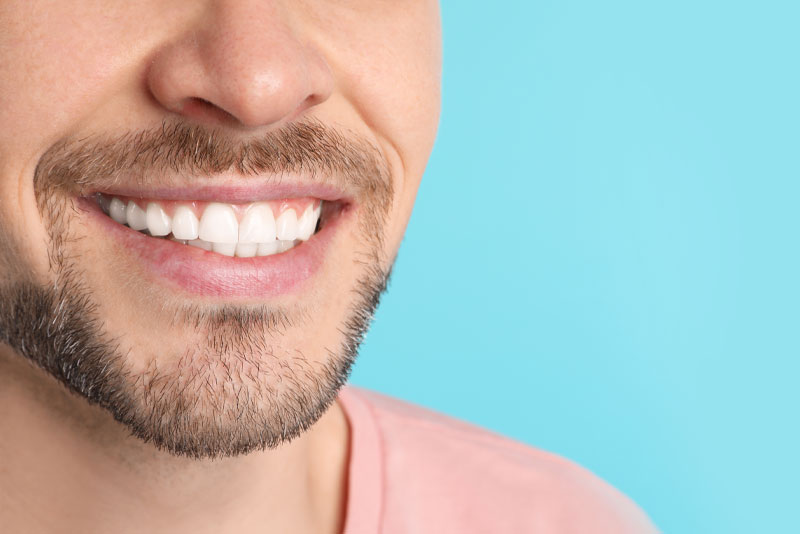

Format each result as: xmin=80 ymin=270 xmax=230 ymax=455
xmin=106 ymin=198 xmax=321 ymax=244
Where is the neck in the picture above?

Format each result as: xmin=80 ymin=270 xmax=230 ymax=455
xmin=0 ymin=347 xmax=350 ymax=534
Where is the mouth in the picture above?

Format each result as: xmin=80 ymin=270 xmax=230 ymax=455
xmin=79 ymin=186 xmax=349 ymax=299
xmin=96 ymin=193 xmax=324 ymax=257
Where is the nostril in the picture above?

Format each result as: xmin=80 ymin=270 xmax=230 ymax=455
xmin=180 ymin=97 xmax=240 ymax=126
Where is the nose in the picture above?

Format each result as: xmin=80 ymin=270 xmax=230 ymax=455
xmin=147 ymin=1 xmax=333 ymax=128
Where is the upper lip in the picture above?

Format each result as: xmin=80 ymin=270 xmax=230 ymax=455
xmin=83 ymin=173 xmax=352 ymax=204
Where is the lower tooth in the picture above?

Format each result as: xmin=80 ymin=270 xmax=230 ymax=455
xmin=183 ymin=239 xmax=292 ymax=257
xmin=257 ymin=242 xmax=279 ymax=256
xmin=276 ymin=240 xmax=295 ymax=253
xmin=188 ymin=239 xmax=213 ymax=251
xmin=235 ymin=243 xmax=258 ymax=258
xmin=212 ymin=243 xmax=236 ymax=257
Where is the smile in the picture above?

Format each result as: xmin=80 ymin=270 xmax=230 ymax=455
xmin=95 ymin=193 xmax=323 ymax=257
xmin=81 ymin=186 xmax=349 ymax=299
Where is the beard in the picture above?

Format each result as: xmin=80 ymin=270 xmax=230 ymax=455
xmin=0 ymin=118 xmax=393 ymax=459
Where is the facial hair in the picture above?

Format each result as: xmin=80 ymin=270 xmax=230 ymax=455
xmin=0 ymin=118 xmax=393 ymax=459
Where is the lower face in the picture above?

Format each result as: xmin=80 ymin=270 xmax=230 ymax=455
xmin=0 ymin=0 xmax=441 ymax=459
xmin=0 ymin=121 xmax=396 ymax=459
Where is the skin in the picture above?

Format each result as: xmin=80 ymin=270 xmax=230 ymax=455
xmin=0 ymin=1 xmax=441 ymax=533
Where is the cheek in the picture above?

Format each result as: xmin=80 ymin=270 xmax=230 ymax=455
xmin=362 ymin=26 xmax=441 ymax=177
xmin=0 ymin=1 xmax=195 ymax=187
xmin=325 ymin=2 xmax=441 ymax=261
xmin=1 ymin=6 xmax=113 ymax=158
xmin=0 ymin=169 xmax=51 ymax=280
xmin=0 ymin=1 xmax=193 ymax=280
xmin=318 ymin=1 xmax=442 ymax=176
xmin=0 ymin=5 xmax=116 ymax=275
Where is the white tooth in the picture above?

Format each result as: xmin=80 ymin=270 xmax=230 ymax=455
xmin=199 ymin=203 xmax=238 ymax=243
xmin=276 ymin=240 xmax=295 ymax=253
xmin=169 ymin=237 xmax=187 ymax=245
xmin=275 ymin=209 xmax=298 ymax=241
xmin=212 ymin=242 xmax=236 ymax=256
xmin=314 ymin=201 xmax=322 ymax=219
xmin=239 ymin=203 xmax=276 ymax=243
xmin=235 ymin=243 xmax=258 ymax=257
xmin=172 ymin=205 xmax=199 ymax=240
xmin=187 ymin=239 xmax=213 ymax=251
xmin=297 ymin=205 xmax=316 ymax=241
xmin=126 ymin=201 xmax=148 ymax=231
xmin=109 ymin=197 xmax=127 ymax=224
xmin=257 ymin=241 xmax=279 ymax=256
xmin=146 ymin=202 xmax=172 ymax=236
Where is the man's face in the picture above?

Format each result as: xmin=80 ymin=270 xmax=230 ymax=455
xmin=0 ymin=1 xmax=440 ymax=457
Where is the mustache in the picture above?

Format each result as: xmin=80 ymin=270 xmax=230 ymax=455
xmin=33 ymin=117 xmax=392 ymax=202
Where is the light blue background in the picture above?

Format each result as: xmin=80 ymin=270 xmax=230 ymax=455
xmin=349 ymin=1 xmax=800 ymax=532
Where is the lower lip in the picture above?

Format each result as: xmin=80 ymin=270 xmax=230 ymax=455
xmin=78 ymin=198 xmax=342 ymax=298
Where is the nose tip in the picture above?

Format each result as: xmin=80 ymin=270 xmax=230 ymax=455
xmin=146 ymin=4 xmax=333 ymax=129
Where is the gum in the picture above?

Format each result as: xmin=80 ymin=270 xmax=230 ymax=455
xmin=97 ymin=193 xmax=321 ymax=221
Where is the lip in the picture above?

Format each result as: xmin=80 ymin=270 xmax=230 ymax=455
xmin=77 ymin=192 xmax=348 ymax=299
xmin=83 ymin=174 xmax=352 ymax=204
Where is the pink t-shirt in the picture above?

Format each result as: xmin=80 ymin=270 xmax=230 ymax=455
xmin=337 ymin=385 xmax=657 ymax=534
